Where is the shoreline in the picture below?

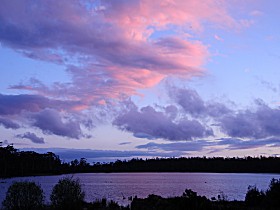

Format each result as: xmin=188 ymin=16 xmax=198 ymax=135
xmin=1 ymin=171 xmax=280 ymax=179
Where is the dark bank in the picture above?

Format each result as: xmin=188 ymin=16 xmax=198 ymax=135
xmin=1 ymin=144 xmax=280 ymax=178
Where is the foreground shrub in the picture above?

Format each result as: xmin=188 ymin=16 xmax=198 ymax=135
xmin=245 ymin=185 xmax=265 ymax=207
xmin=266 ymin=178 xmax=280 ymax=207
xmin=2 ymin=181 xmax=44 ymax=210
xmin=50 ymin=177 xmax=85 ymax=210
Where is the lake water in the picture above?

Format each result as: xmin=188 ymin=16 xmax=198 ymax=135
xmin=1 ymin=173 xmax=280 ymax=206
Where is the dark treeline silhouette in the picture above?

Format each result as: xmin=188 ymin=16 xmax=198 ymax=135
xmin=0 ymin=144 xmax=93 ymax=177
xmin=0 ymin=144 xmax=62 ymax=177
xmin=91 ymin=156 xmax=280 ymax=173
xmin=1 ymin=144 xmax=280 ymax=178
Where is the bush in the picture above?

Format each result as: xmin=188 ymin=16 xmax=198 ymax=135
xmin=183 ymin=189 xmax=198 ymax=199
xmin=2 ymin=181 xmax=44 ymax=210
xmin=50 ymin=177 xmax=85 ymax=210
xmin=266 ymin=178 xmax=280 ymax=207
xmin=245 ymin=185 xmax=265 ymax=207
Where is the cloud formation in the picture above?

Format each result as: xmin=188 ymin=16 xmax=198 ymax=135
xmin=219 ymin=100 xmax=280 ymax=139
xmin=136 ymin=136 xmax=280 ymax=153
xmin=217 ymin=137 xmax=280 ymax=150
xmin=169 ymin=87 xmax=232 ymax=118
xmin=0 ymin=117 xmax=20 ymax=129
xmin=0 ymin=0 xmax=246 ymax=105
xmin=113 ymin=87 xmax=280 ymax=154
xmin=16 ymin=132 xmax=45 ymax=144
xmin=114 ymin=103 xmax=213 ymax=141
xmin=31 ymin=109 xmax=82 ymax=139
xmin=0 ymin=0 xmax=256 ymax=142
xmin=0 ymin=94 xmax=89 ymax=139
xmin=170 ymin=87 xmax=280 ymax=141
xmin=21 ymin=147 xmax=184 ymax=162
xmin=136 ymin=141 xmax=210 ymax=152
xmin=0 ymin=94 xmax=85 ymax=115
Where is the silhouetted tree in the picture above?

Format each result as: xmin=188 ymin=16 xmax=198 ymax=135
xmin=2 ymin=144 xmax=280 ymax=177
xmin=266 ymin=178 xmax=280 ymax=208
xmin=2 ymin=181 xmax=44 ymax=210
xmin=50 ymin=177 xmax=85 ymax=210
xmin=245 ymin=185 xmax=265 ymax=207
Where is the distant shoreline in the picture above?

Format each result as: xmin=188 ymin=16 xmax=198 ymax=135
xmin=1 ymin=145 xmax=280 ymax=178
xmin=1 ymin=171 xmax=280 ymax=180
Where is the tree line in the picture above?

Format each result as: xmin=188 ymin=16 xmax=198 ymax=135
xmin=1 ymin=143 xmax=280 ymax=178
xmin=91 ymin=156 xmax=280 ymax=173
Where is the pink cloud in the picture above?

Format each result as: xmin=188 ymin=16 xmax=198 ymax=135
xmin=250 ymin=10 xmax=263 ymax=17
xmin=0 ymin=0 xmax=247 ymax=105
xmin=101 ymin=0 xmax=240 ymax=33
xmin=0 ymin=0 xmax=256 ymax=138
xmin=214 ymin=35 xmax=224 ymax=42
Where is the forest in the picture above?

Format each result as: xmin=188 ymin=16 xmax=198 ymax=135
xmin=1 ymin=144 xmax=280 ymax=178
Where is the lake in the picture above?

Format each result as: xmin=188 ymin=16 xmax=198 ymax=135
xmin=1 ymin=173 xmax=280 ymax=206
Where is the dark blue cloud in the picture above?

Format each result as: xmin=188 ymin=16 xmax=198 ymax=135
xmin=217 ymin=137 xmax=280 ymax=150
xmin=169 ymin=87 xmax=232 ymax=118
xmin=31 ymin=109 xmax=82 ymax=139
xmin=0 ymin=94 xmax=89 ymax=139
xmin=16 ymin=132 xmax=45 ymax=144
xmin=114 ymin=105 xmax=213 ymax=141
xmin=169 ymin=87 xmax=280 ymax=142
xmin=0 ymin=117 xmax=20 ymax=129
xmin=136 ymin=141 xmax=211 ymax=152
xmin=170 ymin=88 xmax=206 ymax=117
xmin=0 ymin=94 xmax=49 ymax=115
xmin=20 ymin=147 xmax=185 ymax=162
xmin=219 ymin=101 xmax=280 ymax=139
xmin=119 ymin=142 xmax=132 ymax=145
xmin=0 ymin=93 xmax=85 ymax=115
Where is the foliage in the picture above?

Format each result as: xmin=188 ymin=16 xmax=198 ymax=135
xmin=50 ymin=177 xmax=85 ymax=210
xmin=266 ymin=178 xmax=280 ymax=207
xmin=2 ymin=144 xmax=280 ymax=177
xmin=84 ymin=198 xmax=129 ymax=210
xmin=245 ymin=185 xmax=265 ymax=207
xmin=91 ymin=156 xmax=280 ymax=173
xmin=183 ymin=188 xmax=198 ymax=198
xmin=2 ymin=181 xmax=44 ymax=210
xmin=0 ymin=144 xmax=61 ymax=177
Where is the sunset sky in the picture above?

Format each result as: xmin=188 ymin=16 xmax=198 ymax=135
xmin=1 ymin=0 xmax=280 ymax=162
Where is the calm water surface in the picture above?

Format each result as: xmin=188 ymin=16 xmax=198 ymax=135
xmin=1 ymin=173 xmax=280 ymax=206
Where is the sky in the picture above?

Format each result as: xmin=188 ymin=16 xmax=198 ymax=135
xmin=1 ymin=0 xmax=280 ymax=162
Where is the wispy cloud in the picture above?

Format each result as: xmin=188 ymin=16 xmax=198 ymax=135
xmin=217 ymin=137 xmax=280 ymax=150
xmin=21 ymin=147 xmax=185 ymax=162
xmin=136 ymin=141 xmax=211 ymax=152
xmin=119 ymin=142 xmax=132 ymax=146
